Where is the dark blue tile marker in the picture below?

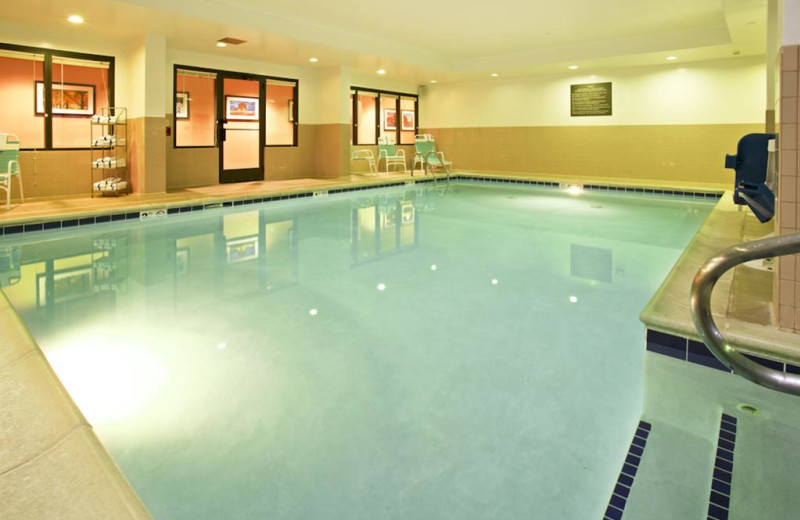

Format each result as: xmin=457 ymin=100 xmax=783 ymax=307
xmin=603 ymin=420 xmax=652 ymax=519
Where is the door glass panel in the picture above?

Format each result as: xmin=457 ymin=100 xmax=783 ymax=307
xmin=400 ymin=96 xmax=416 ymax=145
xmin=356 ymin=91 xmax=377 ymax=145
xmin=52 ymin=57 xmax=111 ymax=148
xmin=175 ymin=69 xmax=216 ymax=147
xmin=265 ymin=80 xmax=295 ymax=146
xmin=0 ymin=50 xmax=45 ymax=148
xmin=222 ymin=77 xmax=260 ymax=171
xmin=379 ymin=94 xmax=398 ymax=143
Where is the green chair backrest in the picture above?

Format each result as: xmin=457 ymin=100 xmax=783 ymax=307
xmin=378 ymin=135 xmax=397 ymax=157
xmin=0 ymin=134 xmax=20 ymax=176
xmin=414 ymin=134 xmax=436 ymax=157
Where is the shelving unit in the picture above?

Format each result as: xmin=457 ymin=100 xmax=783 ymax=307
xmin=90 ymin=107 xmax=128 ymax=197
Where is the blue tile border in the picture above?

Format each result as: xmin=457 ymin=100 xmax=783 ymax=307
xmin=645 ymin=328 xmax=798 ymax=375
xmin=603 ymin=420 xmax=651 ymax=520
xmin=707 ymin=414 xmax=737 ymax=520
xmin=0 ymin=176 xmax=721 ymax=237
xmin=453 ymin=175 xmax=722 ymax=200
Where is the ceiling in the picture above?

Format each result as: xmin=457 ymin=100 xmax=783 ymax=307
xmin=1 ymin=0 xmax=769 ymax=83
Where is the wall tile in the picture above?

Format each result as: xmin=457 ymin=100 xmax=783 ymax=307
xmin=779 ymin=201 xmax=797 ymax=229
xmin=784 ymin=176 xmax=798 ymax=202
xmin=780 ymin=123 xmax=798 ymax=151
xmin=782 ymin=149 xmax=798 ymax=177
xmin=780 ymin=305 xmax=796 ymax=330
xmin=782 ymin=46 xmax=799 ymax=71
xmin=780 ymin=255 xmax=796 ymax=280
xmin=780 ymin=280 xmax=796 ymax=306
xmin=796 ymin=281 xmax=800 ymax=307
xmin=782 ymin=97 xmax=799 ymax=124
xmin=782 ymin=71 xmax=799 ymax=97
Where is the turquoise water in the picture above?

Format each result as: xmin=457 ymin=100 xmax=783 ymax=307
xmin=3 ymin=183 xmax=714 ymax=519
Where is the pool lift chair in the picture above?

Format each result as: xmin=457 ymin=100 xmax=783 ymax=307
xmin=377 ymin=135 xmax=406 ymax=173
xmin=0 ymin=133 xmax=23 ymax=209
xmin=412 ymin=134 xmax=451 ymax=180
xmin=350 ymin=143 xmax=377 ymax=174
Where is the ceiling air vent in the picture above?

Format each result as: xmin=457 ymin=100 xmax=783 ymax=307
xmin=217 ymin=37 xmax=247 ymax=45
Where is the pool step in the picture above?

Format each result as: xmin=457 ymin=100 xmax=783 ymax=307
xmin=612 ymin=419 xmax=716 ymax=520
xmin=727 ymin=407 xmax=800 ymax=519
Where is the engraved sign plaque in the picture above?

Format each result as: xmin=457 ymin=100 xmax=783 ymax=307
xmin=570 ymin=82 xmax=612 ymax=116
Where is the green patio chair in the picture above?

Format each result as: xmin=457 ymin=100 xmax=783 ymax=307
xmin=377 ymin=135 xmax=406 ymax=173
xmin=0 ymin=133 xmax=23 ymax=209
xmin=412 ymin=134 xmax=451 ymax=176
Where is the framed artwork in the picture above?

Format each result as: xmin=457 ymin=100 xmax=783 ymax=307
xmin=225 ymin=95 xmax=259 ymax=121
xmin=401 ymin=110 xmax=415 ymax=131
xmin=226 ymin=236 xmax=259 ymax=263
xmin=35 ymin=81 xmax=95 ymax=116
xmin=288 ymin=99 xmax=295 ymax=122
xmin=36 ymin=267 xmax=93 ymax=307
xmin=175 ymin=91 xmax=190 ymax=119
xmin=384 ymin=109 xmax=397 ymax=130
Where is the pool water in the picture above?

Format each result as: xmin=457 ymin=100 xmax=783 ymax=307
xmin=3 ymin=183 xmax=715 ymax=519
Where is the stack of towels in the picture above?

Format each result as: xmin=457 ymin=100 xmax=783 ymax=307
xmin=91 ymin=114 xmax=119 ymax=124
xmin=91 ymin=135 xmax=124 ymax=147
xmin=92 ymin=157 xmax=125 ymax=168
xmin=93 ymin=177 xmax=128 ymax=192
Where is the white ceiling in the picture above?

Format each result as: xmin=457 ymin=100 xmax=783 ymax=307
xmin=0 ymin=0 xmax=769 ymax=83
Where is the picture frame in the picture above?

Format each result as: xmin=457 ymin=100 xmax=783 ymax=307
xmin=384 ymin=109 xmax=397 ymax=130
xmin=401 ymin=110 xmax=415 ymax=131
xmin=36 ymin=267 xmax=93 ymax=307
xmin=225 ymin=95 xmax=259 ymax=121
xmin=288 ymin=99 xmax=295 ymax=122
xmin=175 ymin=91 xmax=190 ymax=119
xmin=226 ymin=236 xmax=259 ymax=263
xmin=35 ymin=81 xmax=95 ymax=116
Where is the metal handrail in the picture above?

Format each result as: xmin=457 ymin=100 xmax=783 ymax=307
xmin=690 ymin=232 xmax=800 ymax=395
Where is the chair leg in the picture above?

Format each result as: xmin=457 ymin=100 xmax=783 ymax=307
xmin=16 ymin=175 xmax=23 ymax=202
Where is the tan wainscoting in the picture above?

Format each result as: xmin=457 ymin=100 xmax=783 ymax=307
xmin=423 ymin=124 xmax=763 ymax=185
xmin=314 ymin=123 xmax=350 ymax=179
xmin=167 ymin=146 xmax=219 ymax=189
xmin=17 ymin=150 xmax=90 ymax=199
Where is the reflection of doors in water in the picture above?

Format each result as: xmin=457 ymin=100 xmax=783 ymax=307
xmin=218 ymin=74 xmax=264 ymax=183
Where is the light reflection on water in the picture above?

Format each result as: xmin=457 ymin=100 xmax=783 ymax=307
xmin=2 ymin=184 xmax=713 ymax=520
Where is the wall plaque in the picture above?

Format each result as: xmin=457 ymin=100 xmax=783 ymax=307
xmin=570 ymin=82 xmax=612 ymax=116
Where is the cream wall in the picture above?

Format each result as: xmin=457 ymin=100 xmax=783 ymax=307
xmin=421 ymin=57 xmax=766 ymax=128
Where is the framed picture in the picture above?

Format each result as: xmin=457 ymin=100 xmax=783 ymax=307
xmin=175 ymin=91 xmax=190 ymax=119
xmin=36 ymin=267 xmax=93 ymax=307
xmin=384 ymin=109 xmax=397 ymax=130
xmin=227 ymin=236 xmax=259 ymax=263
xmin=35 ymin=81 xmax=95 ymax=116
xmin=288 ymin=99 xmax=295 ymax=122
xmin=401 ymin=110 xmax=415 ymax=131
xmin=225 ymin=95 xmax=259 ymax=121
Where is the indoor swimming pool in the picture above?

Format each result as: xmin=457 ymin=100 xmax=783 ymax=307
xmin=3 ymin=182 xmax=718 ymax=519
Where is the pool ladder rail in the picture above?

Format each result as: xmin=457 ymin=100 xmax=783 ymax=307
xmin=691 ymin=231 xmax=800 ymax=396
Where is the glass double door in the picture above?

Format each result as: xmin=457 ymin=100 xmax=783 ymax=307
xmin=218 ymin=74 xmax=264 ymax=183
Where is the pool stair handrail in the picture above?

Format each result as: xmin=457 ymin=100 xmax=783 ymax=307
xmin=690 ymin=231 xmax=800 ymax=395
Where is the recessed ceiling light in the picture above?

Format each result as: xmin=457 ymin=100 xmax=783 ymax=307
xmin=568 ymin=65 xmax=578 ymax=70
xmin=490 ymin=73 xmax=498 ymax=77
xmin=67 ymin=15 xmax=84 ymax=24
xmin=377 ymin=69 xmax=386 ymax=75
xmin=430 ymin=80 xmax=437 ymax=84
xmin=666 ymin=56 xmax=677 ymax=61
xmin=309 ymin=57 xmax=318 ymax=63
xmin=216 ymin=42 xmax=227 ymax=48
